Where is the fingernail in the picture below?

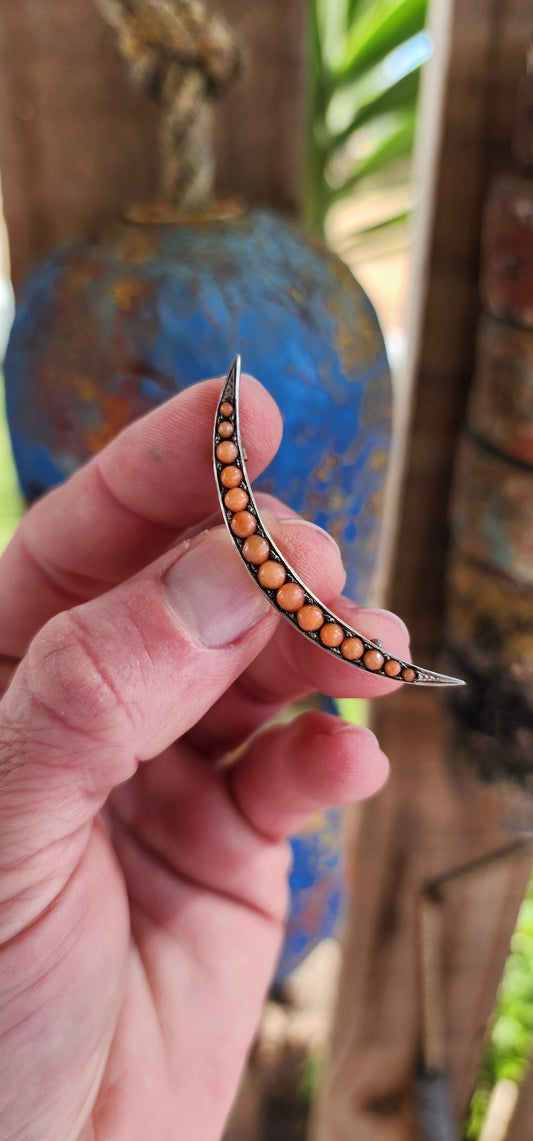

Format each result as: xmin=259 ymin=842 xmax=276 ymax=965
xmin=360 ymin=607 xmax=410 ymax=643
xmin=271 ymin=515 xmax=341 ymax=553
xmin=164 ymin=527 xmax=271 ymax=647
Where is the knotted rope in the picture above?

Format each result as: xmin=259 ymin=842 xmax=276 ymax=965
xmin=95 ymin=0 xmax=243 ymax=210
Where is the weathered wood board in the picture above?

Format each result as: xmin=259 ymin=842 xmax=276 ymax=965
xmin=0 ymin=0 xmax=307 ymax=289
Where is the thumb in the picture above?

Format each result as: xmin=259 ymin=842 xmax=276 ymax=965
xmin=0 ymin=525 xmax=280 ymax=937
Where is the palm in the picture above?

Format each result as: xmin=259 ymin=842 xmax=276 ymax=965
xmin=6 ymin=736 xmax=289 ymax=1141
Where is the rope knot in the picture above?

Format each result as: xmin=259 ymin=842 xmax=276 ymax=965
xmin=96 ymin=0 xmax=244 ymax=208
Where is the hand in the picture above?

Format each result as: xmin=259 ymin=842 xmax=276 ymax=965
xmin=0 ymin=375 xmax=408 ymax=1141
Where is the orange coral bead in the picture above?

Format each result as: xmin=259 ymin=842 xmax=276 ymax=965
xmin=320 ymin=623 xmax=344 ymax=647
xmin=218 ymin=420 xmax=234 ymax=439
xmin=224 ymin=487 xmax=249 ymax=511
xmin=220 ymin=465 xmax=243 ymax=488
xmin=297 ymin=605 xmax=324 ymax=632
xmin=257 ymin=560 xmax=286 ymax=589
xmin=231 ymin=511 xmax=257 ymax=538
xmin=401 ymin=667 xmax=417 ymax=683
xmin=341 ymin=637 xmax=364 ymax=660
xmin=242 ymin=535 xmax=270 ymax=564
xmin=276 ymin=583 xmax=306 ymax=611
xmin=384 ymin=659 xmax=402 ymax=678
xmin=220 ymin=401 xmax=233 ymax=417
xmin=363 ymin=649 xmax=385 ymax=672
xmin=216 ymin=440 xmax=238 ymax=463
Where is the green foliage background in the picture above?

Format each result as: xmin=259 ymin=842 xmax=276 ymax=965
xmin=0 ymin=379 xmax=22 ymax=554
xmin=306 ymin=0 xmax=428 ymax=240
xmin=463 ymin=882 xmax=533 ymax=1138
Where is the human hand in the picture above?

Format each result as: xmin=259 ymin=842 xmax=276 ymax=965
xmin=0 ymin=375 xmax=409 ymax=1141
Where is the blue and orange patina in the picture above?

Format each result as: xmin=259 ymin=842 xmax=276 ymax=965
xmin=5 ymin=207 xmax=391 ymax=976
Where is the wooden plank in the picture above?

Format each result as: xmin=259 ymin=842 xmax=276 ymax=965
xmin=0 ymin=0 xmax=307 ymax=289
xmin=213 ymin=0 xmax=307 ymax=218
xmin=387 ymin=0 xmax=533 ymax=662
xmin=0 ymin=0 xmax=159 ymax=288
xmin=311 ymin=691 xmax=533 ymax=1141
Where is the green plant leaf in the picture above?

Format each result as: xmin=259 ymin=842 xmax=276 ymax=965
xmin=334 ymin=698 xmax=368 ymax=725
xmin=310 ymin=3 xmax=321 ymax=72
xmin=328 ymin=67 xmax=421 ymax=155
xmin=337 ymin=210 xmax=410 ymax=257
xmin=305 ymin=0 xmax=426 ymax=236
xmin=331 ymin=114 xmax=416 ymax=199
xmin=356 ymin=208 xmax=410 ymax=236
xmin=348 ymin=0 xmax=383 ymax=24
xmin=298 ymin=1053 xmax=324 ymax=1101
xmin=334 ymin=0 xmax=428 ymax=86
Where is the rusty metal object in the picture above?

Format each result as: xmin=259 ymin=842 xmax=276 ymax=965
xmin=5 ymin=209 xmax=392 ymax=604
xmin=450 ymin=437 xmax=533 ymax=585
xmin=446 ymin=552 xmax=533 ymax=687
xmin=447 ymin=119 xmax=533 ymax=781
xmin=445 ymin=552 xmax=533 ymax=786
xmin=481 ymin=176 xmax=533 ymax=328
xmin=467 ymin=314 xmax=533 ymax=465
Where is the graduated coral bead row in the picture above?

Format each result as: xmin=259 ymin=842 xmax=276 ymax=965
xmin=215 ymin=400 xmax=415 ymax=681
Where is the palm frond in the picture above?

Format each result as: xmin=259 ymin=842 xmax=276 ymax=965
xmin=305 ymin=0 xmax=428 ymax=238
xmin=327 ymin=67 xmax=420 ymax=156
xmin=338 ymin=208 xmax=410 ymax=248
xmin=331 ymin=113 xmax=416 ymax=200
xmin=334 ymin=0 xmax=428 ymax=86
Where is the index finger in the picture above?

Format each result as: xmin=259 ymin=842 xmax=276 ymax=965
xmin=0 ymin=374 xmax=282 ymax=657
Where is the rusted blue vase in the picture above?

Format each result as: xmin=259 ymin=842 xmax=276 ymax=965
xmin=4 ymin=207 xmax=391 ymax=976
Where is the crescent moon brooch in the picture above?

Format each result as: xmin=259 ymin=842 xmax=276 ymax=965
xmin=214 ymin=356 xmax=464 ymax=687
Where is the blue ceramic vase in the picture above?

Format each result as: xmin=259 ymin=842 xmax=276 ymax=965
xmin=4 ymin=207 xmax=391 ymax=976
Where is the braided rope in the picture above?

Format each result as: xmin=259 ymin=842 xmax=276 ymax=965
xmin=95 ymin=0 xmax=243 ymax=210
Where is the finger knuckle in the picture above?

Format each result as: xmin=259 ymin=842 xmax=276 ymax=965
xmin=25 ymin=609 xmax=126 ymax=736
